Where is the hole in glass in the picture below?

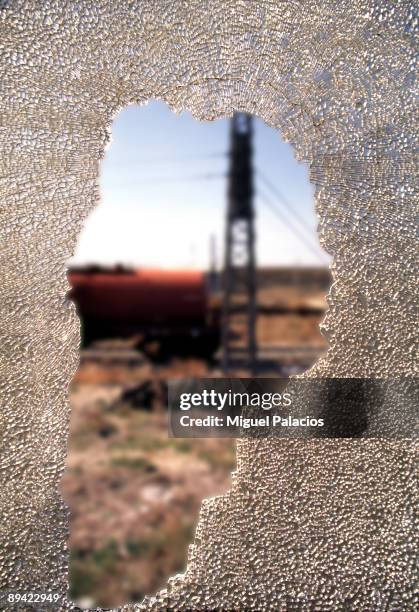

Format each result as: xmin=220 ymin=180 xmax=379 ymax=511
xmin=62 ymin=101 xmax=330 ymax=609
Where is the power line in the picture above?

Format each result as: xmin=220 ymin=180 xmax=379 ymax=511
xmin=257 ymin=189 xmax=328 ymax=264
xmin=256 ymin=167 xmax=317 ymax=241
xmin=103 ymin=155 xmax=327 ymax=263
xmin=107 ymin=172 xmax=226 ymax=187
xmin=108 ymin=152 xmax=227 ymax=166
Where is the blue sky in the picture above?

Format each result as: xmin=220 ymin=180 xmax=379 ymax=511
xmin=72 ymin=101 xmax=328 ymax=269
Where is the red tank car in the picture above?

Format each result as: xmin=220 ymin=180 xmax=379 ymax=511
xmin=68 ymin=267 xmax=220 ymax=356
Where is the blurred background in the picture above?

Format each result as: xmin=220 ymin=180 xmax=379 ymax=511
xmin=62 ymin=101 xmax=330 ymax=608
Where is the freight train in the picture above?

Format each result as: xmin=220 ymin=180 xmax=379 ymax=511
xmin=68 ymin=266 xmax=221 ymax=357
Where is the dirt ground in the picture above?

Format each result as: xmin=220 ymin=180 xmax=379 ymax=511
xmin=62 ymin=381 xmax=235 ymax=608
xmin=62 ymin=270 xmax=329 ymax=608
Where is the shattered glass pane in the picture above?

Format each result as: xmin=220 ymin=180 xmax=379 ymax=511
xmin=0 ymin=1 xmax=416 ymax=610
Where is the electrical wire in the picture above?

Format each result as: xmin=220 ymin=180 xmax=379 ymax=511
xmin=103 ymin=154 xmax=327 ymax=263
xmin=108 ymin=152 xmax=227 ymax=166
xmin=107 ymin=172 xmax=227 ymax=187
xmin=257 ymin=188 xmax=328 ymax=264
xmin=256 ymin=167 xmax=317 ymax=241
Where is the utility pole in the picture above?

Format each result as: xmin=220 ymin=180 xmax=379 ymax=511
xmin=222 ymin=113 xmax=257 ymax=373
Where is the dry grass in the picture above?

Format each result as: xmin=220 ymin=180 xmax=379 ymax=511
xmin=62 ymin=384 xmax=235 ymax=608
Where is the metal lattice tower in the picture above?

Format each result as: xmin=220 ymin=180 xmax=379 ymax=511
xmin=222 ymin=113 xmax=257 ymax=373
